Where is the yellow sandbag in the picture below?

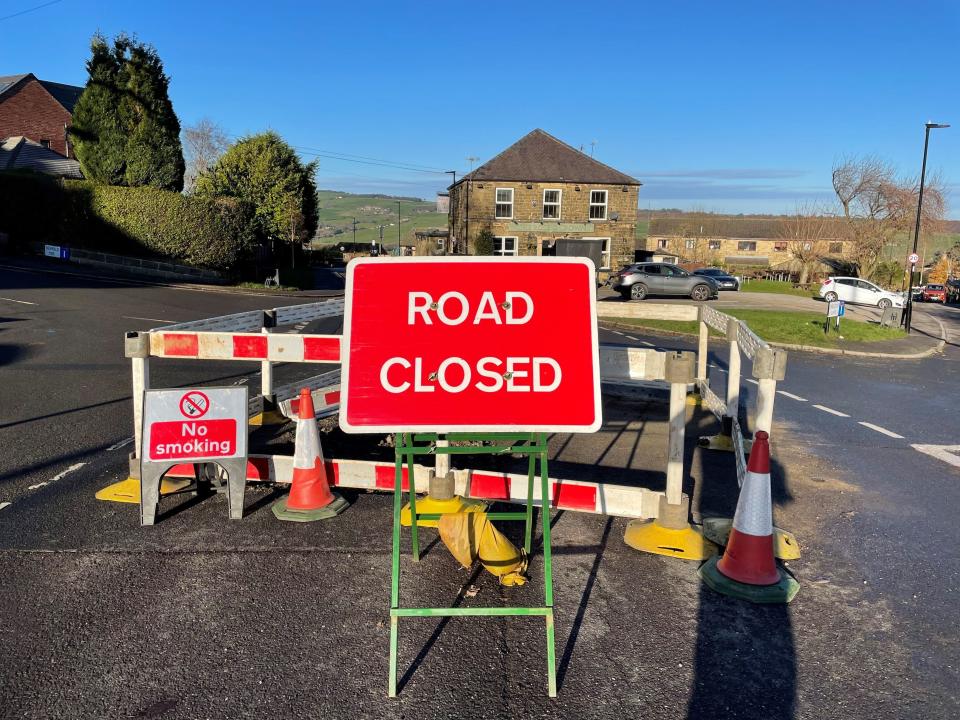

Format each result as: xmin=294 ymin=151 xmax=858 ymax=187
xmin=439 ymin=508 xmax=528 ymax=587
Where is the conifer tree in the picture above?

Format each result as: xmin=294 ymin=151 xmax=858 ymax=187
xmin=71 ymin=33 xmax=185 ymax=191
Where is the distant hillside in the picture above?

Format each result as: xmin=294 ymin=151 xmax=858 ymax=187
xmin=313 ymin=190 xmax=446 ymax=247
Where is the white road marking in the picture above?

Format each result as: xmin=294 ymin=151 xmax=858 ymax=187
xmin=746 ymin=379 xmax=758 ymax=385
xmin=0 ymin=296 xmax=36 ymax=305
xmin=0 ymin=502 xmax=10 ymax=511
xmin=122 ymin=316 xmax=177 ymax=323
xmin=611 ymin=330 xmax=624 ymax=336
xmin=27 ymin=462 xmax=86 ymax=491
xmin=625 ymin=335 xmax=639 ymax=341
xmin=911 ymin=444 xmax=960 ymax=468
xmin=108 ymin=437 xmax=134 ymax=451
xmin=640 ymin=341 xmax=654 ymax=347
xmin=858 ymin=422 xmax=904 ymax=439
xmin=813 ymin=404 xmax=850 ymax=417
xmin=777 ymin=391 xmax=807 ymax=402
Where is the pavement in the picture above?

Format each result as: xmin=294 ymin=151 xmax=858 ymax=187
xmin=1 ymin=263 xmax=958 ymax=719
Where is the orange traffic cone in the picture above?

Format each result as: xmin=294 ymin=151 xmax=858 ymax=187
xmin=272 ymin=388 xmax=348 ymax=522
xmin=699 ymin=431 xmax=799 ymax=603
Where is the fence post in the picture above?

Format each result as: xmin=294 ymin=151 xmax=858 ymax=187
xmin=696 ymin=306 xmax=709 ymax=388
xmin=125 ymin=331 xmax=151 ymax=464
xmin=261 ymin=309 xmax=277 ymax=415
xmin=752 ymin=346 xmax=788 ymax=435
xmin=664 ymin=351 xmax=695 ymax=505
xmin=623 ymin=349 xmax=715 ymax=560
xmin=725 ymin=317 xmax=741 ymax=423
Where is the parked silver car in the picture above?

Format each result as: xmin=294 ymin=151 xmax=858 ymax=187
xmin=611 ymin=262 xmax=719 ymax=301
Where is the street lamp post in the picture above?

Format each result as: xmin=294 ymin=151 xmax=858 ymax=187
xmin=446 ymin=170 xmax=456 ymax=253
xmin=904 ymin=121 xmax=949 ymax=333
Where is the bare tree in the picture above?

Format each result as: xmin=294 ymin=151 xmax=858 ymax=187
xmin=777 ymin=205 xmax=833 ymax=284
xmin=831 ymin=156 xmax=946 ymax=276
xmin=183 ymin=118 xmax=229 ymax=192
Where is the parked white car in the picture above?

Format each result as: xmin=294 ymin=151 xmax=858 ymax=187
xmin=819 ymin=277 xmax=905 ymax=309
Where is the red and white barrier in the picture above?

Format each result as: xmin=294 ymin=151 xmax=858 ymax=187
xmin=148 ymin=331 xmax=341 ymax=363
xmin=164 ymin=455 xmax=662 ymax=519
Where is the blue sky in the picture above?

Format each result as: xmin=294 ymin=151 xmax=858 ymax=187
xmin=3 ymin=0 xmax=959 ymax=215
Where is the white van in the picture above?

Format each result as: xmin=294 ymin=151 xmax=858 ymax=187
xmin=818 ymin=277 xmax=904 ymax=309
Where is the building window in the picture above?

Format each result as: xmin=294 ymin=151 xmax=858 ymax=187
xmin=738 ymin=241 xmax=757 ymax=252
xmin=493 ymin=236 xmax=518 ymax=256
xmin=685 ymin=239 xmax=697 ymax=250
xmin=39 ymin=139 xmax=50 ymax=149
xmin=657 ymin=238 xmax=669 ymax=249
xmin=495 ymin=188 xmax=513 ymax=219
xmin=589 ymin=190 xmax=607 ymax=220
xmin=708 ymin=240 xmax=721 ymax=250
xmin=829 ymin=242 xmax=843 ymax=254
xmin=542 ymin=189 xmax=561 ymax=219
xmin=773 ymin=241 xmax=788 ymax=251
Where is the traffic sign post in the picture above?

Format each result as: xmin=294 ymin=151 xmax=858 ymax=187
xmin=825 ymin=299 xmax=845 ymax=335
xmin=140 ymin=386 xmax=248 ymax=525
xmin=341 ymin=257 xmax=601 ymax=698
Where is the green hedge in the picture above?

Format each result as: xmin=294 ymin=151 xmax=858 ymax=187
xmin=0 ymin=172 xmax=255 ymax=270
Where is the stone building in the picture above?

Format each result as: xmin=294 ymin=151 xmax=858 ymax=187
xmin=447 ymin=129 xmax=640 ymax=275
xmin=645 ymin=216 xmax=854 ymax=277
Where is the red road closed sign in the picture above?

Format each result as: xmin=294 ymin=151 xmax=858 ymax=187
xmin=340 ymin=257 xmax=601 ymax=433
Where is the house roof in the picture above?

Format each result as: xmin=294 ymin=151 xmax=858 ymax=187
xmin=0 ymin=136 xmax=83 ymax=179
xmin=0 ymin=73 xmax=84 ymax=113
xmin=456 ymin=129 xmax=640 ymax=187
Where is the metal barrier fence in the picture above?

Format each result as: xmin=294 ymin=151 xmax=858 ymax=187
xmin=595 ymin=302 xmax=788 ymax=486
xmin=124 ymin=298 xmax=786 ymax=519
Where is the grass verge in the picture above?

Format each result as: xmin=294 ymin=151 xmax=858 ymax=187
xmin=738 ymin=279 xmax=818 ymax=298
xmin=235 ymin=281 xmax=302 ymax=292
xmin=609 ymin=308 xmax=906 ymax=348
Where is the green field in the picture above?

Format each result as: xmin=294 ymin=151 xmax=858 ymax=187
xmin=880 ymin=231 xmax=959 ymax=263
xmin=610 ymin=308 xmax=905 ymax=348
xmin=312 ymin=190 xmax=446 ymax=248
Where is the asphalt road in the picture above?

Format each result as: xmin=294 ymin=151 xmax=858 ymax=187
xmin=1 ymin=265 xmax=958 ymax=719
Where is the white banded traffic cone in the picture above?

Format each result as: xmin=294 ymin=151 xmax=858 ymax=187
xmin=699 ymin=431 xmax=798 ymax=603
xmin=272 ymin=388 xmax=348 ymax=522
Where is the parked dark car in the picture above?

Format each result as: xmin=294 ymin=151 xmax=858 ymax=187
xmin=693 ymin=267 xmax=740 ymax=290
xmin=610 ymin=262 xmax=719 ymax=301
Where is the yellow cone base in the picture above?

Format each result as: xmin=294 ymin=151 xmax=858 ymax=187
xmin=248 ymin=409 xmax=289 ymax=427
xmin=95 ymin=477 xmax=192 ymax=504
xmin=623 ymin=518 xmax=718 ymax=561
xmin=701 ymin=517 xmax=801 ymax=560
xmin=272 ymin=493 xmax=348 ymax=522
xmin=400 ymin=495 xmax=487 ymax=528
xmin=699 ymin=555 xmax=799 ymax=604
xmin=686 ymin=393 xmax=702 ymax=407
xmin=698 ymin=433 xmax=734 ymax=452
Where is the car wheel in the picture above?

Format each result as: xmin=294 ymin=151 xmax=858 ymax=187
xmin=630 ymin=284 xmax=648 ymax=301
xmin=691 ymin=284 xmax=710 ymax=301
xmin=824 ymin=291 xmax=838 ymax=302
xmin=877 ymin=298 xmax=892 ymax=310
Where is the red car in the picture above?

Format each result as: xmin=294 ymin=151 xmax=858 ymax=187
xmin=921 ymin=284 xmax=947 ymax=303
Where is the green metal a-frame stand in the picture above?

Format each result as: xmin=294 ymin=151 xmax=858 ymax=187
xmin=388 ymin=432 xmax=557 ymax=697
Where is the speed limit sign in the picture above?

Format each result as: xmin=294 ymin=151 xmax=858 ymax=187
xmin=908 ymin=252 xmax=920 ymax=265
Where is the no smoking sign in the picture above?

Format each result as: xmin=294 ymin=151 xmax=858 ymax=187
xmin=179 ymin=391 xmax=210 ymax=418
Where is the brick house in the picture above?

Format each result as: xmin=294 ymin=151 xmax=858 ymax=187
xmin=0 ymin=73 xmax=84 ymax=158
xmin=448 ymin=129 xmax=641 ymax=275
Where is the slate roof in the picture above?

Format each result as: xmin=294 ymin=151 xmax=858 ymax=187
xmin=457 ymin=129 xmax=640 ymax=187
xmin=0 ymin=136 xmax=83 ymax=179
xmin=0 ymin=73 xmax=84 ymax=113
